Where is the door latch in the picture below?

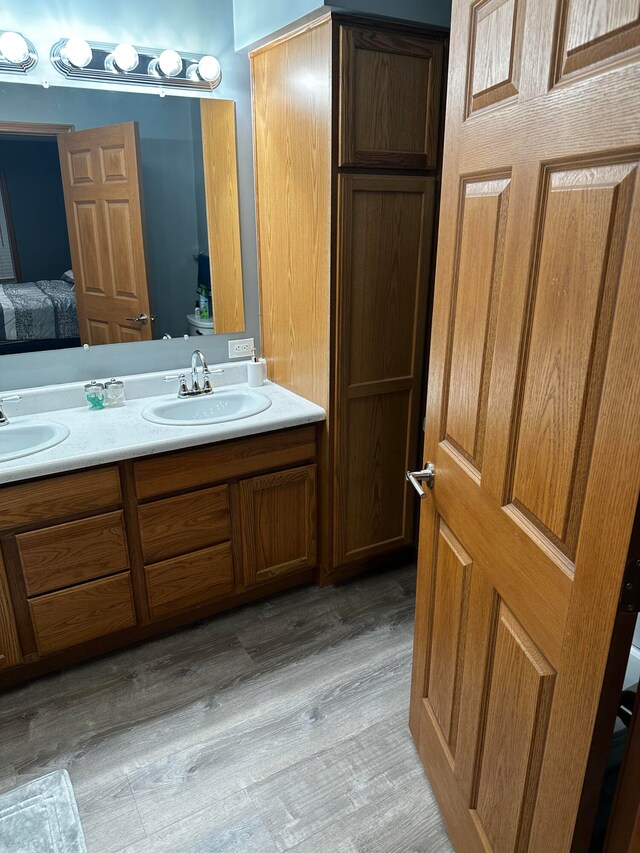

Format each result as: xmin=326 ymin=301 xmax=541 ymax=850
xmin=406 ymin=462 xmax=435 ymax=498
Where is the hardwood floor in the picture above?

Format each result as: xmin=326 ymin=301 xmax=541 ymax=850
xmin=0 ymin=564 xmax=452 ymax=852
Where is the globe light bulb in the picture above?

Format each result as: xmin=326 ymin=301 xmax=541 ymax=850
xmin=197 ymin=55 xmax=220 ymax=82
xmin=62 ymin=37 xmax=93 ymax=68
xmin=105 ymin=42 xmax=139 ymax=73
xmin=0 ymin=31 xmax=29 ymax=64
xmin=113 ymin=42 xmax=139 ymax=72
xmin=158 ymin=49 xmax=182 ymax=77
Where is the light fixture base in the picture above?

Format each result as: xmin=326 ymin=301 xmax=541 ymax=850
xmin=50 ymin=38 xmax=221 ymax=92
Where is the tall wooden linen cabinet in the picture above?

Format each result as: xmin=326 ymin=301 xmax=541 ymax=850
xmin=251 ymin=13 xmax=447 ymax=582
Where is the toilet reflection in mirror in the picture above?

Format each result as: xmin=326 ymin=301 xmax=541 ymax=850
xmin=0 ymin=81 xmax=244 ymax=354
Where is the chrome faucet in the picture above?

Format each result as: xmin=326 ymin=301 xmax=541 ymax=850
xmin=190 ymin=349 xmax=211 ymax=395
xmin=164 ymin=351 xmax=223 ymax=398
xmin=0 ymin=395 xmax=22 ymax=426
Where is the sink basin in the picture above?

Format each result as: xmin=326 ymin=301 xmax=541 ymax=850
xmin=142 ymin=390 xmax=272 ymax=426
xmin=0 ymin=421 xmax=70 ymax=464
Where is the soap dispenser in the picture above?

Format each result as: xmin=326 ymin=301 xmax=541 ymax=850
xmin=247 ymin=348 xmax=266 ymax=387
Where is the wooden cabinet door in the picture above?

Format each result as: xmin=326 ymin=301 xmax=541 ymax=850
xmin=238 ymin=465 xmax=317 ymax=585
xmin=0 ymin=549 xmax=21 ymax=669
xmin=339 ymin=25 xmax=443 ymax=169
xmin=409 ymin=1 xmax=640 ymax=851
xmin=334 ymin=174 xmax=435 ymax=568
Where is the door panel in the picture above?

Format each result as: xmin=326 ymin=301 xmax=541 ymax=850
xmin=99 ymin=144 xmax=128 ymax=182
xmin=473 ymin=604 xmax=555 ymax=852
xmin=510 ymin=161 xmax=637 ymax=555
xmin=468 ymin=0 xmax=526 ymax=114
xmin=410 ymin=1 xmax=640 ymax=850
xmin=74 ymin=202 xmax=105 ymax=295
xmin=334 ymin=175 xmax=435 ymax=567
xmin=339 ymin=26 xmax=443 ymax=169
xmin=556 ymin=0 xmax=640 ymax=79
xmin=444 ymin=178 xmax=510 ymax=470
xmin=58 ymin=122 xmax=151 ymax=344
xmin=105 ymin=199 xmax=138 ymax=298
xmin=425 ymin=522 xmax=471 ymax=755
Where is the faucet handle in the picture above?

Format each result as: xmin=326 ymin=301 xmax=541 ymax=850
xmin=164 ymin=374 xmax=189 ymax=397
xmin=0 ymin=394 xmax=21 ymax=426
xmin=202 ymin=368 xmax=224 ymax=394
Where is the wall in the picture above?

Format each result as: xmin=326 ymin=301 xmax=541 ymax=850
xmin=0 ymin=0 xmax=260 ymax=391
xmin=233 ymin=0 xmax=321 ymax=51
xmin=0 ymin=137 xmax=72 ymax=282
xmin=233 ymin=0 xmax=451 ymax=50
xmin=328 ymin=0 xmax=451 ymax=29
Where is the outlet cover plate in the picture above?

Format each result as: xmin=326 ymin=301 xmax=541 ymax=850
xmin=228 ymin=338 xmax=255 ymax=359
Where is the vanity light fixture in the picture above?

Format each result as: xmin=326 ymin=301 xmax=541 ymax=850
xmin=50 ymin=38 xmax=221 ymax=92
xmin=104 ymin=42 xmax=139 ymax=73
xmin=0 ymin=30 xmax=37 ymax=73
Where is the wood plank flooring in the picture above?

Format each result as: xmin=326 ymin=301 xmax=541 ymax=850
xmin=0 ymin=564 xmax=452 ymax=852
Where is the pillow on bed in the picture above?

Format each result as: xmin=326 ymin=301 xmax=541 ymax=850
xmin=61 ymin=270 xmax=74 ymax=283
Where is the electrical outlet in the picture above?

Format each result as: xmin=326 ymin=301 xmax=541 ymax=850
xmin=228 ymin=338 xmax=255 ymax=359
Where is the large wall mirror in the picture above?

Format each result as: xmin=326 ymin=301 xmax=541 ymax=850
xmin=0 ymin=81 xmax=245 ymax=355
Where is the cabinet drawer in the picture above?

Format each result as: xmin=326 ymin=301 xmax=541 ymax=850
xmin=29 ymin=572 xmax=136 ymax=656
xmin=138 ymin=486 xmax=230 ymax=563
xmin=134 ymin=425 xmax=317 ymax=499
xmin=0 ymin=466 xmax=121 ymax=533
xmin=239 ymin=464 xmax=317 ymax=585
xmin=146 ymin=542 xmax=234 ymax=619
xmin=17 ymin=511 xmax=130 ymax=596
xmin=339 ymin=26 xmax=443 ymax=169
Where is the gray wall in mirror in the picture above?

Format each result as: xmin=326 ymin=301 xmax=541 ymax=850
xmin=0 ymin=137 xmax=72 ymax=283
xmin=0 ymin=0 xmax=260 ymax=392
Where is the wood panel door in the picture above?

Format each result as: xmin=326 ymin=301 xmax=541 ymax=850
xmin=409 ymin=1 xmax=640 ymax=851
xmin=339 ymin=25 xmax=443 ymax=169
xmin=58 ymin=122 xmax=152 ymax=344
xmin=334 ymin=174 xmax=435 ymax=568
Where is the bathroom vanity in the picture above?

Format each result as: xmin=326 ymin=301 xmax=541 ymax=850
xmin=0 ymin=369 xmax=324 ymax=687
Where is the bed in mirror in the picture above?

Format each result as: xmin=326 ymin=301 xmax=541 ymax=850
xmin=0 ymin=81 xmax=244 ymax=355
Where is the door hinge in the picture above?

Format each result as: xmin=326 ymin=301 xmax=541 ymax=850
xmin=619 ymin=558 xmax=640 ymax=614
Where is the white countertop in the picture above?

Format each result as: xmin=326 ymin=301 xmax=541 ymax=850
xmin=0 ymin=363 xmax=326 ymax=485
